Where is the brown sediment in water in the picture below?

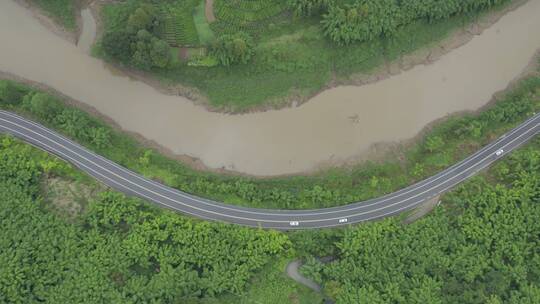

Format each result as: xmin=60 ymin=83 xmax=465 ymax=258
xmin=1 ymin=0 xmax=540 ymax=177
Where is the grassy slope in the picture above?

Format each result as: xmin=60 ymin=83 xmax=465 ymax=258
xmin=29 ymin=0 xmax=77 ymax=30
xmin=100 ymin=0 xmax=515 ymax=111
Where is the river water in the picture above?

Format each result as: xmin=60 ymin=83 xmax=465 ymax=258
xmin=77 ymin=8 xmax=96 ymax=54
xmin=1 ymin=0 xmax=539 ymax=176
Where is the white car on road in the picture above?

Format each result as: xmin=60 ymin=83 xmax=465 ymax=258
xmin=495 ymin=149 xmax=504 ymax=156
xmin=289 ymin=221 xmax=299 ymax=226
xmin=338 ymin=218 xmax=348 ymax=223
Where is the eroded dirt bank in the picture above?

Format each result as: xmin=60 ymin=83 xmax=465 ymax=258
xmin=1 ymin=0 xmax=540 ymax=176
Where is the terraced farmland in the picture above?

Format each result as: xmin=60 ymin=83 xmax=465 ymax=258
xmin=212 ymin=0 xmax=288 ymax=35
xmin=161 ymin=5 xmax=200 ymax=46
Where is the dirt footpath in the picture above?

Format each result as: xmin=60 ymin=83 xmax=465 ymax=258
xmin=205 ymin=0 xmax=216 ymax=22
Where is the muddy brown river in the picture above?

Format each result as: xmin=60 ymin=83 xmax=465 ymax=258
xmin=77 ymin=8 xmax=96 ymax=54
xmin=1 ymin=0 xmax=540 ymax=176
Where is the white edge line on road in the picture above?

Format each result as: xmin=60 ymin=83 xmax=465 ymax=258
xmin=0 ymin=114 xmax=537 ymax=228
xmin=1 ymin=110 xmax=538 ymax=217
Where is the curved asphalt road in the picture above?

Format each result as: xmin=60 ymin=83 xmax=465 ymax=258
xmin=0 ymin=110 xmax=539 ymax=229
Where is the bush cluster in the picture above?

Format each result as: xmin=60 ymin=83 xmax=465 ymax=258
xmin=102 ymin=3 xmax=171 ymax=69
xmin=210 ymin=32 xmax=255 ymax=66
xmin=0 ymin=81 xmax=112 ymax=149
xmin=314 ymin=0 xmax=509 ymax=44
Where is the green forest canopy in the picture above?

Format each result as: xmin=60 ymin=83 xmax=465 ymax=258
xmin=0 ymin=74 xmax=539 ymax=302
xmin=0 ymin=136 xmax=289 ymax=303
xmin=305 ymin=139 xmax=540 ymax=303
xmin=1 ymin=126 xmax=539 ymax=303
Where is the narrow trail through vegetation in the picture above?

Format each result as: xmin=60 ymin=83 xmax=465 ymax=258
xmin=205 ymin=0 xmax=215 ymax=22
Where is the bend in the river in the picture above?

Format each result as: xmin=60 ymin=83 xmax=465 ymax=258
xmin=0 ymin=0 xmax=540 ymax=175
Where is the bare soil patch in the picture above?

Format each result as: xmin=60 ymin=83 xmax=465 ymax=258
xmin=41 ymin=176 xmax=105 ymax=219
xmin=403 ymin=196 xmax=441 ymax=224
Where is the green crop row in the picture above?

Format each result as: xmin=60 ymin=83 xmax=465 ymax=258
xmin=212 ymin=0 xmax=288 ymax=35
xmin=161 ymin=5 xmax=200 ymax=46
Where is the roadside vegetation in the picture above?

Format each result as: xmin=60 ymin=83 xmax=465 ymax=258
xmin=28 ymin=0 xmax=78 ymax=30
xmin=96 ymin=0 xmax=517 ymax=110
xmin=1 ymin=65 xmax=539 ymax=210
xmin=0 ymin=112 xmax=538 ymax=303
xmin=301 ymin=137 xmax=540 ymax=303
xmin=0 ymin=136 xmax=321 ymax=303
xmin=3 ymin=2 xmax=539 ymax=303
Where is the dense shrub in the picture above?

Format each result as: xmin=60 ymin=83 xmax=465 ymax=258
xmin=101 ymin=2 xmax=171 ymax=70
xmin=131 ymin=30 xmax=171 ymax=69
xmin=126 ymin=3 xmax=161 ymax=33
xmin=211 ymin=32 xmax=255 ymax=66
xmin=322 ymin=0 xmax=509 ymax=44
xmin=319 ymin=144 xmax=540 ymax=303
xmin=0 ymin=140 xmax=290 ymax=302
xmin=102 ymin=30 xmax=135 ymax=64
xmin=0 ymin=139 xmax=41 ymax=193
xmin=0 ymin=80 xmax=30 ymax=105
xmin=1 ymin=99 xmax=539 ymax=303
xmin=17 ymin=90 xmax=113 ymax=149
xmin=288 ymin=0 xmax=331 ymax=16
xmin=22 ymin=92 xmax=62 ymax=120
